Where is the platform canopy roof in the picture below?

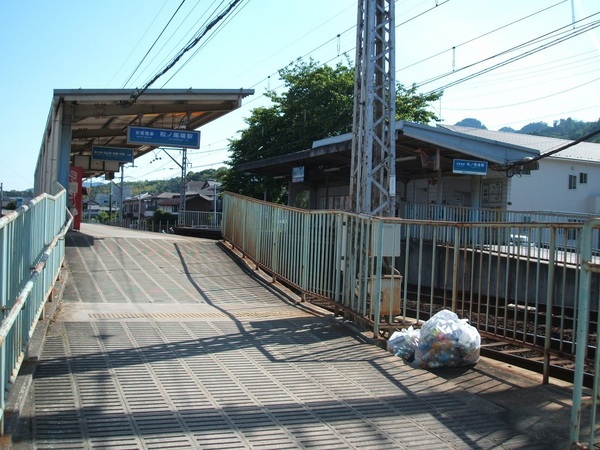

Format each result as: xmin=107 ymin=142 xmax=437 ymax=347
xmin=235 ymin=121 xmax=541 ymax=186
xmin=51 ymin=88 xmax=254 ymax=179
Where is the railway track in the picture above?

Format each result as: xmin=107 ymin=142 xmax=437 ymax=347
xmin=393 ymin=286 xmax=597 ymax=388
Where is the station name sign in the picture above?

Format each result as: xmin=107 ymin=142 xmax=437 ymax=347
xmin=452 ymin=159 xmax=488 ymax=176
xmin=127 ymin=126 xmax=201 ymax=149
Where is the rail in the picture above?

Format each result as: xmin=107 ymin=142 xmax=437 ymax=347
xmin=0 ymin=182 xmax=70 ymax=435
xmin=225 ymin=193 xmax=600 ymax=445
xmin=402 ymin=202 xmax=595 ymax=225
xmin=222 ymin=192 xmax=597 ymax=373
xmin=179 ymin=211 xmax=222 ymax=229
xmin=571 ymin=218 xmax=600 ymax=448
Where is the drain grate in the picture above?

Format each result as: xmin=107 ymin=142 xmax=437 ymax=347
xmin=89 ymin=310 xmax=313 ymax=320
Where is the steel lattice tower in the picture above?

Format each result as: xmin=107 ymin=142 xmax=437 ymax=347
xmin=350 ymin=0 xmax=396 ymax=217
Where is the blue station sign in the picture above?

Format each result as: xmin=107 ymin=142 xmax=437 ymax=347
xmin=92 ymin=146 xmax=134 ymax=163
xmin=127 ymin=126 xmax=201 ymax=149
xmin=453 ymin=159 xmax=488 ymax=176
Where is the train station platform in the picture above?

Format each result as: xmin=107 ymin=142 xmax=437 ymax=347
xmin=2 ymin=223 xmax=580 ymax=449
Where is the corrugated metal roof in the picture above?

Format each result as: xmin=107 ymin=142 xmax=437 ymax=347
xmin=438 ymin=125 xmax=600 ymax=162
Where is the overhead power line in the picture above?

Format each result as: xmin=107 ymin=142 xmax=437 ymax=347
xmin=122 ymin=0 xmax=243 ymax=107
xmin=397 ymin=0 xmax=567 ymax=74
xmin=160 ymin=0 xmax=252 ymax=87
xmin=135 ymin=1 xmax=220 ymax=89
xmin=509 ymin=126 xmax=600 ymax=170
xmin=421 ymin=16 xmax=600 ymax=95
xmin=121 ymin=0 xmax=187 ymax=88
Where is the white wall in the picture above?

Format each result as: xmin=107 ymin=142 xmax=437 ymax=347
xmin=508 ymin=159 xmax=600 ymax=214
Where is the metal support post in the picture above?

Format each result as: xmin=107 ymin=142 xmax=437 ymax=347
xmin=179 ymin=148 xmax=187 ymax=226
xmin=350 ymin=0 xmax=396 ymax=217
xmin=119 ymin=166 xmax=124 ymax=226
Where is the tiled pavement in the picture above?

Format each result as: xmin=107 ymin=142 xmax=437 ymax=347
xmin=5 ymin=223 xmax=575 ymax=449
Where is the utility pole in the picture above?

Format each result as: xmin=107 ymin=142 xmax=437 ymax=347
xmin=109 ymin=181 xmax=113 ymax=221
xmin=213 ymin=181 xmax=217 ymax=227
xmin=119 ymin=166 xmax=124 ymax=226
xmin=179 ymin=148 xmax=187 ymax=227
xmin=159 ymin=148 xmax=188 ymax=227
xmin=350 ymin=0 xmax=396 ymax=217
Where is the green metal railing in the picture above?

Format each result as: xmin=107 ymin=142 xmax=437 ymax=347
xmin=223 ymin=193 xmax=592 ymax=356
xmin=571 ymin=218 xmax=600 ymax=448
xmin=0 ymin=183 xmax=71 ymax=434
xmin=224 ymin=193 xmax=600 ymax=447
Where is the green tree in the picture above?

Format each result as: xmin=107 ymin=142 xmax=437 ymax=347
xmin=187 ymin=167 xmax=227 ymax=183
xmin=97 ymin=211 xmax=110 ymax=224
xmin=223 ymin=58 xmax=441 ymax=201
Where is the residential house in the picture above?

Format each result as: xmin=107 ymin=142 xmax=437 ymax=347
xmin=184 ymin=180 xmax=221 ymax=212
xmin=151 ymin=192 xmax=180 ymax=216
xmin=122 ymin=193 xmax=153 ymax=222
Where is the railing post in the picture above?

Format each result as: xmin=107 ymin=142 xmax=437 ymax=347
xmin=451 ymin=226 xmax=460 ymax=312
xmin=543 ymin=228 xmax=557 ymax=384
xmin=570 ymin=218 xmax=600 ymax=447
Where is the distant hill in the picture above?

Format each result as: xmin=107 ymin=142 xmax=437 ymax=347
xmin=84 ymin=167 xmax=227 ymax=199
xmin=455 ymin=118 xmax=486 ymax=129
xmin=457 ymin=117 xmax=600 ymax=143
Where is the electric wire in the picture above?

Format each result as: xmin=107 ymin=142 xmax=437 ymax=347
xmin=121 ymin=0 xmax=188 ymax=88
xmin=417 ymin=13 xmax=600 ymax=91
xmin=118 ymin=1 xmax=599 ymax=180
xmin=160 ymin=0 xmax=252 ymax=87
xmin=396 ymin=0 xmax=451 ymax=28
xmin=106 ymin=0 xmax=171 ymax=88
xmin=126 ymin=0 xmax=223 ymax=91
xmin=446 ymin=50 xmax=600 ymax=93
xmin=215 ymin=2 xmax=595 ymax=152
xmin=123 ymin=0 xmax=244 ymax=107
xmin=131 ymin=0 xmax=221 ymax=89
xmin=508 ymin=126 xmax=600 ymax=170
xmin=424 ymin=20 xmax=600 ymax=96
xmin=446 ymin=74 xmax=600 ymax=111
xmin=397 ymin=0 xmax=567 ymax=73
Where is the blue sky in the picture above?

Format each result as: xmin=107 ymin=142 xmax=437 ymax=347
xmin=1 ymin=0 xmax=598 ymax=191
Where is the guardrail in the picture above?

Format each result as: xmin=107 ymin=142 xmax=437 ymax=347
xmin=117 ymin=212 xmax=221 ymax=233
xmin=571 ymin=218 xmax=600 ymax=448
xmin=0 ymin=183 xmax=70 ymax=434
xmin=402 ymin=202 xmax=595 ymax=224
xmin=179 ymin=211 xmax=222 ymax=229
xmin=224 ymin=193 xmax=600 ymax=444
xmin=222 ymin=192 xmax=596 ymax=373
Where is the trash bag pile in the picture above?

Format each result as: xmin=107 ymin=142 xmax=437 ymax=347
xmin=387 ymin=310 xmax=481 ymax=368
xmin=387 ymin=326 xmax=420 ymax=361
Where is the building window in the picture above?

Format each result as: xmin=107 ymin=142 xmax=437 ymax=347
xmin=568 ymin=219 xmax=584 ymax=241
xmin=569 ymin=175 xmax=577 ymax=190
xmin=580 ymin=173 xmax=588 ymax=184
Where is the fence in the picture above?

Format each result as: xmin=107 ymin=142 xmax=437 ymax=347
xmin=224 ymin=194 xmax=595 ymax=359
xmin=223 ymin=193 xmax=600 ymax=447
xmin=571 ymin=218 xmax=600 ymax=448
xmin=0 ymin=183 xmax=70 ymax=434
xmin=179 ymin=211 xmax=222 ymax=229
xmin=402 ymin=202 xmax=595 ymax=224
xmin=113 ymin=212 xmax=222 ymax=232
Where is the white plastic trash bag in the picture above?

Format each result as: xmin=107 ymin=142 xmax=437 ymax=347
xmin=387 ymin=326 xmax=420 ymax=362
xmin=414 ymin=310 xmax=481 ymax=368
